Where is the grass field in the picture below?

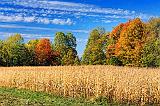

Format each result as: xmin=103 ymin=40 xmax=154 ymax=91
xmin=0 ymin=87 xmax=113 ymax=106
xmin=0 ymin=66 xmax=160 ymax=105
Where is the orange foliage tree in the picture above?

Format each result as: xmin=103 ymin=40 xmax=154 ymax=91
xmin=35 ymin=38 xmax=52 ymax=65
xmin=106 ymin=23 xmax=124 ymax=65
xmin=115 ymin=18 xmax=147 ymax=66
xmin=107 ymin=23 xmax=124 ymax=58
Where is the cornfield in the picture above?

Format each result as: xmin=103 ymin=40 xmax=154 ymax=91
xmin=0 ymin=65 xmax=160 ymax=105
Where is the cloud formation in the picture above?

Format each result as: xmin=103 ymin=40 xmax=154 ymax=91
xmin=0 ymin=0 xmax=156 ymax=25
xmin=11 ymin=0 xmax=133 ymax=15
xmin=0 ymin=14 xmax=74 ymax=25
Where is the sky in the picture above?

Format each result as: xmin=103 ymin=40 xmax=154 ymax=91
xmin=0 ymin=0 xmax=159 ymax=57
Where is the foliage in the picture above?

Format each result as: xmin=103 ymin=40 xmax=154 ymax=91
xmin=62 ymin=48 xmax=77 ymax=65
xmin=0 ymin=18 xmax=160 ymax=67
xmin=6 ymin=34 xmax=23 ymax=43
xmin=52 ymin=32 xmax=67 ymax=55
xmin=141 ymin=18 xmax=160 ymax=67
xmin=141 ymin=38 xmax=160 ymax=67
xmin=0 ymin=40 xmax=5 ymax=66
xmin=106 ymin=24 xmax=124 ymax=65
xmin=66 ymin=32 xmax=77 ymax=49
xmin=106 ymin=18 xmax=156 ymax=66
xmin=0 ymin=34 xmax=30 ymax=66
xmin=108 ymin=56 xmax=123 ymax=66
xmin=114 ymin=18 xmax=146 ymax=66
xmin=147 ymin=18 xmax=160 ymax=38
xmin=82 ymin=28 xmax=107 ymax=65
xmin=50 ymin=51 xmax=61 ymax=66
xmin=35 ymin=38 xmax=52 ymax=66
xmin=53 ymin=32 xmax=78 ymax=65
xmin=74 ymin=56 xmax=81 ymax=65
xmin=26 ymin=39 xmax=39 ymax=50
xmin=25 ymin=39 xmax=39 ymax=65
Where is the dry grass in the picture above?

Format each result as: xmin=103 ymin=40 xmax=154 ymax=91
xmin=0 ymin=65 xmax=160 ymax=105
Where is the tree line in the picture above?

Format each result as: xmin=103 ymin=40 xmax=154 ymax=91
xmin=0 ymin=17 xmax=160 ymax=67
xmin=0 ymin=32 xmax=80 ymax=66
xmin=82 ymin=18 xmax=160 ymax=67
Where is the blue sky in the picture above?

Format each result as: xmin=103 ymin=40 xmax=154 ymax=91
xmin=0 ymin=0 xmax=159 ymax=56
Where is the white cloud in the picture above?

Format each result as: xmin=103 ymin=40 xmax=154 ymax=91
xmin=37 ymin=18 xmax=50 ymax=24
xmin=51 ymin=18 xmax=74 ymax=25
xmin=11 ymin=0 xmax=133 ymax=15
xmin=0 ymin=0 xmax=157 ymax=25
xmin=0 ymin=14 xmax=74 ymax=25
xmin=0 ymin=15 xmax=35 ymax=22
xmin=39 ymin=0 xmax=88 ymax=7
xmin=3 ymin=0 xmax=150 ymax=17
xmin=24 ymin=16 xmax=36 ymax=22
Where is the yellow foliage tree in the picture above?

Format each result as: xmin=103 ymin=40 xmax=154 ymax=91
xmin=115 ymin=18 xmax=147 ymax=66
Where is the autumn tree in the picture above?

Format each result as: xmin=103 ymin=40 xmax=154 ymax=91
xmin=50 ymin=51 xmax=61 ymax=66
xmin=106 ymin=23 xmax=124 ymax=65
xmin=26 ymin=39 xmax=39 ymax=50
xmin=82 ymin=28 xmax=107 ymax=65
xmin=35 ymin=38 xmax=52 ymax=66
xmin=114 ymin=18 xmax=147 ymax=66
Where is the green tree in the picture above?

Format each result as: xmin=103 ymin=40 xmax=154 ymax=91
xmin=147 ymin=18 xmax=160 ymax=38
xmin=62 ymin=48 xmax=77 ymax=65
xmin=82 ymin=28 xmax=107 ymax=65
xmin=66 ymin=32 xmax=76 ymax=49
xmin=53 ymin=32 xmax=78 ymax=65
xmin=1 ymin=34 xmax=30 ymax=66
xmin=141 ymin=18 xmax=160 ymax=67
xmin=52 ymin=32 xmax=67 ymax=56
xmin=0 ymin=40 xmax=5 ymax=66
xmin=141 ymin=39 xmax=160 ymax=67
xmin=74 ymin=56 xmax=81 ymax=65
xmin=25 ymin=39 xmax=39 ymax=65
